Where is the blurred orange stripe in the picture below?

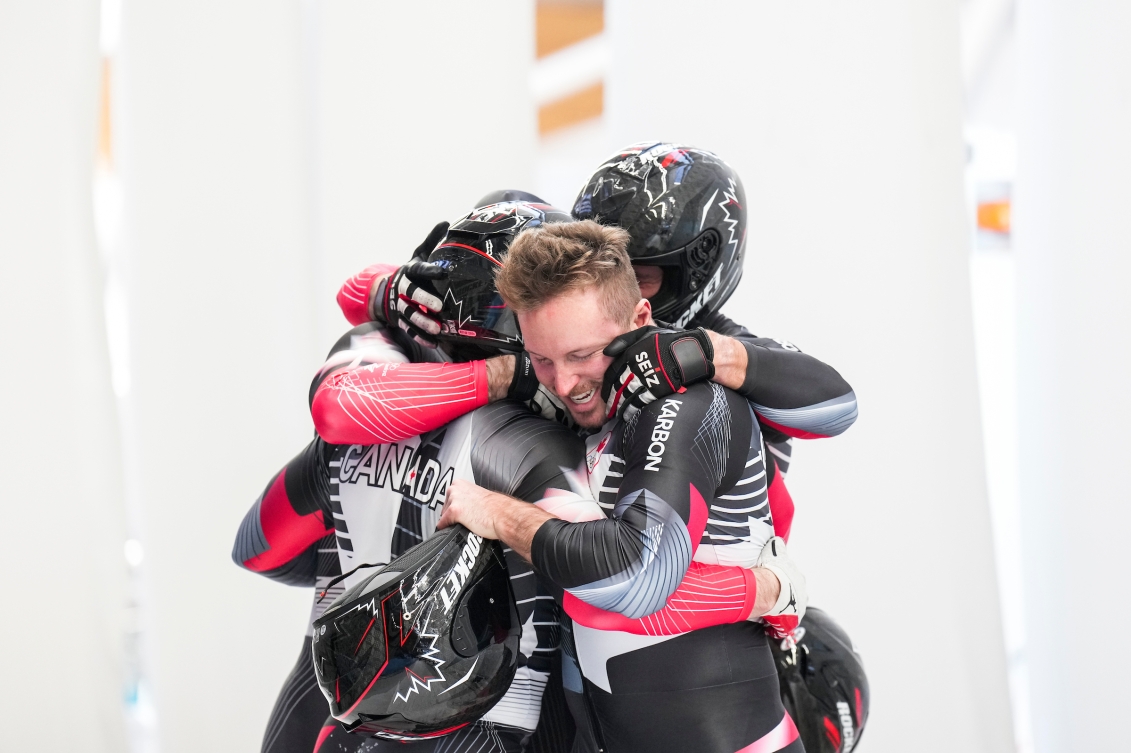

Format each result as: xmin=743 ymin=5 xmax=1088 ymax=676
xmin=98 ymin=57 xmax=113 ymax=168
xmin=539 ymin=81 xmax=603 ymax=135
xmin=537 ymin=1 xmax=603 ymax=59
xmin=977 ymin=200 xmax=1011 ymax=234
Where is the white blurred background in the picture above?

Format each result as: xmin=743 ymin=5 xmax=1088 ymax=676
xmin=1 ymin=1 xmax=1128 ymax=751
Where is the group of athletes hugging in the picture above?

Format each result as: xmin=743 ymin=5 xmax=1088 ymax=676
xmin=233 ymin=143 xmax=870 ymax=753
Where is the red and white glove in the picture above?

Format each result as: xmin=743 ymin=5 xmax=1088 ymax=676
xmin=753 ymin=536 xmax=808 ymax=642
xmin=371 ymin=221 xmax=449 ymax=347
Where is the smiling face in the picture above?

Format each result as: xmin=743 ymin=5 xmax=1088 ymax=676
xmin=519 ymin=286 xmax=651 ymax=428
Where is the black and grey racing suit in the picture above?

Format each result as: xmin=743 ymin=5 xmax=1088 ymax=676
xmin=533 ymin=381 xmax=805 ymax=753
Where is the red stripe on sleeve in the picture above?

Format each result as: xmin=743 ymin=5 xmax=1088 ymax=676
xmin=563 ymin=561 xmax=756 ymax=636
xmin=312 ymin=360 xmax=489 ymax=445
xmin=767 ymin=466 xmax=794 ymax=542
xmin=687 ymin=482 xmax=710 ymax=556
xmin=336 ymin=264 xmax=398 ymax=326
xmin=754 ymin=413 xmax=831 ymax=440
xmin=242 ymin=469 xmax=333 ymax=573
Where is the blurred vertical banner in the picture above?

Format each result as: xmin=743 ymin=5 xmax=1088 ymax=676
xmin=533 ymin=0 xmax=604 ymax=136
xmin=604 ymin=0 xmax=1014 ymax=750
xmin=0 ymin=1 xmax=128 ymax=750
xmin=1016 ymin=2 xmax=1131 ymax=752
xmin=531 ymin=0 xmax=615 ymax=213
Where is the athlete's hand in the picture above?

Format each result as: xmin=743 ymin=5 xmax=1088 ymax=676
xmin=440 ymin=479 xmax=551 ymax=562
xmin=438 ymin=479 xmax=502 ymax=540
xmin=371 ymin=221 xmax=450 ymax=347
xmin=754 ymin=536 xmax=808 ymax=642
xmin=601 ymin=326 xmax=715 ymax=421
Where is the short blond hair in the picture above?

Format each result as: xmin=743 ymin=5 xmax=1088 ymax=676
xmin=496 ymin=220 xmax=641 ymax=325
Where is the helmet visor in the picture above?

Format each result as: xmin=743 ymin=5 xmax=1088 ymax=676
xmin=429 ymin=242 xmax=522 ymax=351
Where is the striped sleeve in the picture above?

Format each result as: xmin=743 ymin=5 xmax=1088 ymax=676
xmin=232 ymin=439 xmax=334 ymax=586
xmin=470 ymin=403 xmax=759 ymax=637
xmin=693 ymin=311 xmax=858 ymax=439
xmin=312 ymin=360 xmax=488 ymax=445
xmin=335 ymin=263 xmax=397 ymax=326
xmin=309 ymin=323 xmax=490 ymax=446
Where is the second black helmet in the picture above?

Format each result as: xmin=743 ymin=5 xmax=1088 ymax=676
xmin=770 ymin=607 xmax=870 ymax=753
xmin=572 ymin=142 xmax=747 ymax=327
xmin=428 ymin=200 xmax=572 ymax=358
xmin=311 ymin=525 xmax=521 ymax=740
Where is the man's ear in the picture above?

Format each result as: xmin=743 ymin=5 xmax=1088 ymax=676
xmin=633 ymin=298 xmax=653 ymax=328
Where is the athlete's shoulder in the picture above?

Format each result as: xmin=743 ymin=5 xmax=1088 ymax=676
xmin=691 ymin=309 xmax=755 ymax=339
xmin=627 ymin=382 xmax=751 ymax=448
xmin=470 ymin=400 xmax=581 ymax=456
xmin=620 ymin=382 xmax=719 ymax=460
xmin=469 ymin=401 xmax=585 ymax=497
xmin=468 ymin=399 xmax=538 ymax=433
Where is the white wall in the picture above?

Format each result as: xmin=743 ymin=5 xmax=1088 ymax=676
xmin=605 ymin=1 xmax=1013 ymax=750
xmin=1015 ymin=2 xmax=1131 ymax=751
xmin=120 ymin=3 xmax=317 ymax=750
xmin=0 ymin=2 xmax=127 ymax=750
xmin=310 ymin=0 xmax=536 ymax=348
xmin=117 ymin=2 xmax=536 ymax=751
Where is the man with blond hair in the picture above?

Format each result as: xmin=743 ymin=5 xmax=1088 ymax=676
xmin=440 ymin=219 xmax=807 ymax=753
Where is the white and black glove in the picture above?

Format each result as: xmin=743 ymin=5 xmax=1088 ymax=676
xmin=753 ymin=536 xmax=808 ymax=642
xmin=372 ymin=221 xmax=449 ymax=347
xmin=601 ymin=325 xmax=715 ymax=421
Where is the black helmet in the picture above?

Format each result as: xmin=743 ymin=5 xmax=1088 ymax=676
xmin=311 ymin=525 xmax=521 ymax=740
xmin=769 ymin=607 xmax=870 ymax=753
xmin=572 ymin=142 xmax=747 ymax=327
xmin=428 ymin=200 xmax=572 ymax=358
xmin=473 ymin=189 xmax=547 ymax=207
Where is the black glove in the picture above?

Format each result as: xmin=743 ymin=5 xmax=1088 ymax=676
xmin=600 ymin=326 xmax=715 ymax=421
xmin=507 ymin=351 xmax=540 ymax=402
xmin=372 ymin=222 xmax=450 ymax=347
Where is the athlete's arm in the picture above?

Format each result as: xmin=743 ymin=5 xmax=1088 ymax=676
xmin=605 ymin=317 xmax=857 ymax=439
xmin=442 ymin=478 xmax=785 ymax=628
xmin=232 ymin=439 xmax=335 ymax=586
xmin=314 ymin=275 xmax=529 ymax=444
xmin=446 ymin=384 xmax=755 ymax=620
xmin=336 ymin=263 xmax=397 ymax=326
xmin=457 ymin=401 xmax=779 ymax=634
xmin=310 ymin=322 xmax=488 ymax=445
xmin=697 ymin=311 xmax=858 ymax=439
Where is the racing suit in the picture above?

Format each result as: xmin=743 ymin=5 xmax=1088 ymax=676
xmin=537 ymin=381 xmax=804 ymax=753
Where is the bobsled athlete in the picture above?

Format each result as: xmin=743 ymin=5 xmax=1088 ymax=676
xmin=440 ymin=219 xmax=807 ymax=753
xmin=318 ymin=145 xmax=857 ymax=542
xmin=235 ymin=203 xmax=805 ymax=753
xmin=258 ymin=146 xmax=852 ymax=751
